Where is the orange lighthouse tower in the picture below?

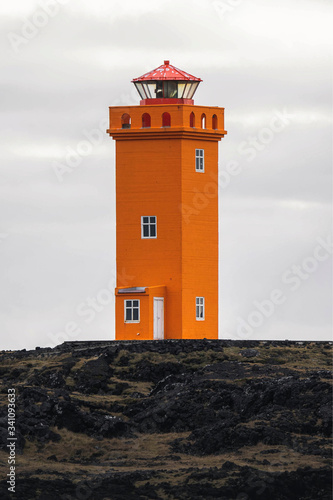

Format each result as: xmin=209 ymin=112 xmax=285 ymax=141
xmin=107 ymin=61 xmax=227 ymax=340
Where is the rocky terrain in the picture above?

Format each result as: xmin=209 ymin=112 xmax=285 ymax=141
xmin=0 ymin=339 xmax=332 ymax=499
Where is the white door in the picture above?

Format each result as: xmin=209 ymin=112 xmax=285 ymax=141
xmin=153 ymin=298 xmax=164 ymax=340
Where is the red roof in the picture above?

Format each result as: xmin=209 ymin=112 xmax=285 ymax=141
xmin=132 ymin=60 xmax=202 ymax=82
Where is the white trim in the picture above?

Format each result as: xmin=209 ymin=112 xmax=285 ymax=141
xmin=124 ymin=299 xmax=140 ymax=323
xmin=141 ymin=215 xmax=157 ymax=239
xmin=196 ymin=296 xmax=205 ymax=321
xmin=195 ymin=149 xmax=205 ymax=172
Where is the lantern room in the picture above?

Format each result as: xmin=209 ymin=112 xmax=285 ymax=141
xmin=132 ymin=60 xmax=202 ymax=106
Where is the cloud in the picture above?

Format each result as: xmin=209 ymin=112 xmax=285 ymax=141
xmin=0 ymin=0 xmax=331 ymax=349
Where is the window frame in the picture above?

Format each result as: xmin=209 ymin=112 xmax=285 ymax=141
xmin=141 ymin=216 xmax=157 ymax=239
xmin=124 ymin=299 xmax=140 ymax=323
xmin=195 ymin=149 xmax=205 ymax=172
xmin=196 ymin=297 xmax=205 ymax=321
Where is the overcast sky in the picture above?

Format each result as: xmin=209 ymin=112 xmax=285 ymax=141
xmin=0 ymin=0 xmax=331 ymax=350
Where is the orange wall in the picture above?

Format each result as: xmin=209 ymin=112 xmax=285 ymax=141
xmin=115 ymin=138 xmax=183 ymax=338
xmin=115 ymin=293 xmax=149 ymax=341
xmin=108 ymin=104 xmax=226 ymax=340
xmin=181 ymin=139 xmax=219 ymax=339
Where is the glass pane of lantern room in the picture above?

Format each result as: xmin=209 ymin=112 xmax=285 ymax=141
xmin=141 ymin=83 xmax=151 ymax=98
xmin=187 ymin=82 xmax=199 ymax=99
xmin=134 ymin=83 xmax=146 ymax=99
xmin=165 ymin=82 xmax=178 ymax=98
xmin=156 ymin=82 xmax=163 ymax=99
xmin=177 ymin=83 xmax=186 ymax=98
xmin=146 ymin=83 xmax=157 ymax=99
xmin=182 ymin=83 xmax=192 ymax=99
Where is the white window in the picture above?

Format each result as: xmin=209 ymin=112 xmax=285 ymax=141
xmin=195 ymin=149 xmax=204 ymax=172
xmin=125 ymin=300 xmax=140 ymax=323
xmin=141 ymin=216 xmax=157 ymax=238
xmin=196 ymin=297 xmax=205 ymax=321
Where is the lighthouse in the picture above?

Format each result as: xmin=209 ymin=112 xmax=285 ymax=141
xmin=107 ymin=61 xmax=227 ymax=340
